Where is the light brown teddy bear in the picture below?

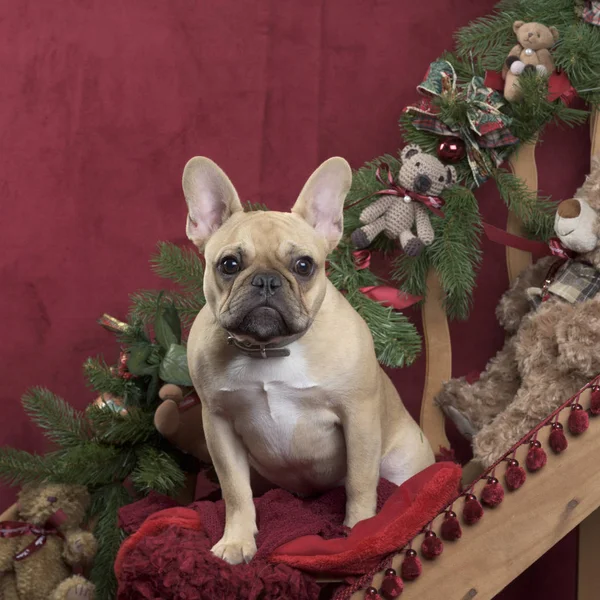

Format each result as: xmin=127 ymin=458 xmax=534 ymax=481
xmin=436 ymin=158 xmax=600 ymax=467
xmin=351 ymin=144 xmax=456 ymax=256
xmin=503 ymin=21 xmax=560 ymax=102
xmin=0 ymin=483 xmax=96 ymax=600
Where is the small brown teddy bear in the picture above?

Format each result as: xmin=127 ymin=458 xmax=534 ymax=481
xmin=351 ymin=144 xmax=456 ymax=256
xmin=0 ymin=482 xmax=96 ymax=600
xmin=436 ymin=158 xmax=600 ymax=467
xmin=503 ymin=21 xmax=560 ymax=102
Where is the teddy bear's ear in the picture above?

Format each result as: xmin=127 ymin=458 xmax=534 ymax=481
xmin=513 ymin=20 xmax=525 ymax=34
xmin=401 ymin=144 xmax=422 ymax=161
xmin=445 ymin=165 xmax=457 ymax=186
xmin=549 ymin=26 xmax=559 ymax=42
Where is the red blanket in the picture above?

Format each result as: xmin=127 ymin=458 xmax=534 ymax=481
xmin=115 ymin=462 xmax=461 ymax=599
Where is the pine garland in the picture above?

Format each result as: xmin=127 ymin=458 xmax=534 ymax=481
xmin=345 ymin=0 xmax=598 ymax=320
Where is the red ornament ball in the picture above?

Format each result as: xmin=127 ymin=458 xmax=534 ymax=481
xmin=437 ymin=137 xmax=466 ymax=163
xmin=463 ymin=494 xmax=484 ymax=525
xmin=526 ymin=441 xmax=547 ymax=472
xmin=505 ymin=460 xmax=526 ymax=491
xmin=401 ymin=549 xmax=422 ymax=581
xmin=590 ymin=386 xmax=600 ymax=415
xmin=481 ymin=478 xmax=505 ymax=507
xmin=440 ymin=511 xmax=462 ymax=541
xmin=568 ymin=404 xmax=589 ymax=435
xmin=421 ymin=531 xmax=443 ymax=560
xmin=381 ymin=569 xmax=404 ymax=599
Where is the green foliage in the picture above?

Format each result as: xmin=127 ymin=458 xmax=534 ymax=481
xmin=21 ymin=387 xmax=87 ymax=448
xmin=151 ymin=242 xmax=205 ymax=296
xmin=129 ymin=289 xmax=203 ymax=326
xmin=0 ymin=448 xmax=56 ymax=487
xmin=131 ymin=446 xmax=186 ymax=495
xmin=427 ymin=187 xmax=482 ymax=320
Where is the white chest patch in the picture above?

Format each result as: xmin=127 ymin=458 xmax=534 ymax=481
xmin=213 ymin=343 xmax=344 ymax=491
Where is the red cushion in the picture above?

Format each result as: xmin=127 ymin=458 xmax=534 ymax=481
xmin=270 ymin=462 xmax=461 ymax=575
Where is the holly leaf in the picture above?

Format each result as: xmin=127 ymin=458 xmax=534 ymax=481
xmin=127 ymin=345 xmax=156 ymax=377
xmin=154 ymin=313 xmax=178 ymax=351
xmin=158 ymin=344 xmax=193 ymax=386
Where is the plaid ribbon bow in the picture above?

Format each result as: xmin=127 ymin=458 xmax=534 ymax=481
xmin=405 ymin=60 xmax=519 ymax=186
xmin=0 ymin=520 xmax=63 ymax=561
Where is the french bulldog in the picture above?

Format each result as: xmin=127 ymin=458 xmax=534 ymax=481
xmin=184 ymin=156 xmax=434 ymax=564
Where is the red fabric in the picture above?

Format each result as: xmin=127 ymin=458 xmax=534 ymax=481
xmin=1 ymin=2 xmax=586 ymax=598
xmin=116 ymin=463 xmax=461 ymax=596
xmin=271 ymin=462 xmax=461 ymax=575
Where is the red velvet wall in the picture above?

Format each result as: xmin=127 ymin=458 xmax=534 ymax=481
xmin=1 ymin=1 xmax=589 ymax=598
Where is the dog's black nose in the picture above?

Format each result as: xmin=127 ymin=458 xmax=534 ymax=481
xmin=47 ymin=496 xmax=57 ymax=504
xmin=414 ymin=175 xmax=431 ymax=193
xmin=251 ymin=272 xmax=282 ymax=296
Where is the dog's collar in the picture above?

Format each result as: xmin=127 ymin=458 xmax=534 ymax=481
xmin=226 ymin=333 xmax=303 ymax=359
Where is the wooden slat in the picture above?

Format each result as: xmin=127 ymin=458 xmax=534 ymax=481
xmin=352 ymin=389 xmax=600 ymax=600
xmin=419 ymin=268 xmax=451 ymax=453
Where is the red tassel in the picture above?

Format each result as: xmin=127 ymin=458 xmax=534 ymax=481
xmin=421 ymin=531 xmax=443 ymax=560
xmin=365 ymin=587 xmax=384 ymax=600
xmin=400 ymin=549 xmax=422 ymax=581
xmin=380 ymin=568 xmax=404 ymax=599
xmin=481 ymin=477 xmax=504 ymax=507
xmin=463 ymin=494 xmax=484 ymax=524
xmin=526 ymin=440 xmax=547 ymax=472
xmin=505 ymin=459 xmax=526 ymax=491
xmin=568 ymin=404 xmax=589 ymax=435
xmin=440 ymin=510 xmax=462 ymax=541
xmin=590 ymin=386 xmax=600 ymax=415
xmin=549 ymin=422 xmax=568 ymax=453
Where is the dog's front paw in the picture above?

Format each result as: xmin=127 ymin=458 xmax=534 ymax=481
xmin=211 ymin=533 xmax=257 ymax=565
xmin=344 ymin=503 xmax=376 ymax=529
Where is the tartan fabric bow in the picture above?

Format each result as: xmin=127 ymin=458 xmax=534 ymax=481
xmin=0 ymin=520 xmax=63 ymax=561
xmin=405 ymin=60 xmax=519 ymax=186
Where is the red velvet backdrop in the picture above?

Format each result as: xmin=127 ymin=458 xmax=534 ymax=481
xmin=0 ymin=1 xmax=589 ymax=598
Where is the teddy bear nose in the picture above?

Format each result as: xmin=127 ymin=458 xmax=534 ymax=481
xmin=557 ymin=199 xmax=581 ymax=219
xmin=527 ymin=32 xmax=534 ymax=38
xmin=47 ymin=496 xmax=57 ymax=504
xmin=414 ymin=175 xmax=431 ymax=193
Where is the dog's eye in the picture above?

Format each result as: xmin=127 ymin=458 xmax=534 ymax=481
xmin=294 ymin=257 xmax=314 ymax=277
xmin=219 ymin=256 xmax=241 ymax=275
xmin=438 ymin=175 xmax=445 ymax=182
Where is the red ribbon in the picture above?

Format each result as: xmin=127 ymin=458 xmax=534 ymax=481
xmin=359 ymin=286 xmax=423 ymax=310
xmin=0 ymin=518 xmax=63 ymax=561
xmin=483 ymin=222 xmax=574 ymax=259
xmin=352 ymin=250 xmax=372 ymax=270
xmin=346 ymin=164 xmax=445 ymax=217
xmin=179 ymin=393 xmax=201 ymax=412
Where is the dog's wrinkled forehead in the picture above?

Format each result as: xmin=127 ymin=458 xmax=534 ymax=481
xmin=204 ymin=211 xmax=330 ymax=265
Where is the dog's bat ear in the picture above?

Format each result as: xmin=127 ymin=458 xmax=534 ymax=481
xmin=292 ymin=157 xmax=352 ymax=252
xmin=182 ymin=157 xmax=243 ymax=250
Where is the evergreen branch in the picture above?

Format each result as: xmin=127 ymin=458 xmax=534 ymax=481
xmin=494 ymin=169 xmax=555 ymax=240
xmin=90 ymin=484 xmax=130 ymax=600
xmin=0 ymin=448 xmax=55 ymax=487
xmin=87 ymin=405 xmax=157 ymax=446
xmin=327 ymin=241 xmax=380 ymax=293
xmin=346 ymin=291 xmax=421 ymax=368
xmin=52 ymin=444 xmax=136 ymax=487
xmin=151 ymin=242 xmax=205 ymax=296
xmin=83 ymin=357 xmax=142 ymax=405
xmin=243 ymin=201 xmax=269 ymax=211
xmin=428 ymin=186 xmax=482 ymax=320
xmin=129 ymin=289 xmax=203 ymax=326
xmin=130 ymin=446 xmax=185 ymax=496
xmin=392 ymin=251 xmax=431 ymax=299
xmin=21 ymin=387 xmax=88 ymax=448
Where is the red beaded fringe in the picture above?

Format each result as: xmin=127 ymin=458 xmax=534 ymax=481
xmin=333 ymin=375 xmax=600 ymax=600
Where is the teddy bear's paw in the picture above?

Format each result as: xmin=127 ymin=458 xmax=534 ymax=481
xmin=510 ymin=60 xmax=526 ymax=75
xmin=403 ymin=237 xmax=424 ymax=257
xmin=536 ymin=64 xmax=548 ymax=76
xmin=51 ymin=576 xmax=94 ymax=600
xmin=64 ymin=531 xmax=98 ymax=565
xmin=351 ymin=228 xmax=370 ymax=250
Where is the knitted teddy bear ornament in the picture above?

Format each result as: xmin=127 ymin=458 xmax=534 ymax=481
xmin=351 ymin=144 xmax=456 ymax=256
xmin=503 ymin=21 xmax=560 ymax=102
